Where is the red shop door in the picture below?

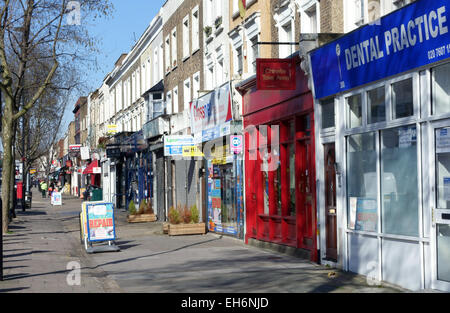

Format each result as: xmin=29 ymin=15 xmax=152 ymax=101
xmin=324 ymin=143 xmax=337 ymax=261
xmin=295 ymin=115 xmax=316 ymax=260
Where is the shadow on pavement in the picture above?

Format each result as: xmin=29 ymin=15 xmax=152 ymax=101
xmin=5 ymin=250 xmax=53 ymax=258
xmin=16 ymin=211 xmax=47 ymax=216
xmin=0 ymin=287 xmax=30 ymax=292
xmin=90 ymin=237 xmax=223 ymax=270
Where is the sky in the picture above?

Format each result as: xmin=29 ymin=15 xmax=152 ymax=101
xmin=60 ymin=0 xmax=165 ymax=135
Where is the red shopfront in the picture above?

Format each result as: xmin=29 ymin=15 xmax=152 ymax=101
xmin=237 ymin=56 xmax=318 ymax=262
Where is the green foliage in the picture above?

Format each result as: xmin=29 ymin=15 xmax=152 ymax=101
xmin=168 ymin=206 xmax=181 ymax=224
xmin=191 ymin=204 xmax=199 ymax=224
xmin=145 ymin=199 xmax=154 ymax=214
xmin=221 ymin=204 xmax=227 ymax=222
xmin=138 ymin=199 xmax=147 ymax=215
xmin=204 ymin=26 xmax=212 ymax=37
xmin=182 ymin=206 xmax=192 ymax=224
xmin=128 ymin=200 xmax=137 ymax=215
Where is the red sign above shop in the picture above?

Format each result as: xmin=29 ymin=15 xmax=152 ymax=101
xmin=256 ymin=58 xmax=296 ymax=91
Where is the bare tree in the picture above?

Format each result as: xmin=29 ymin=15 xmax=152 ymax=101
xmin=0 ymin=0 xmax=113 ymax=233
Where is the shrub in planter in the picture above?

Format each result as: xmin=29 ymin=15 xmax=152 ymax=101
xmin=168 ymin=206 xmax=181 ymax=224
xmin=145 ymin=199 xmax=154 ymax=215
xmin=128 ymin=200 xmax=137 ymax=216
xmin=182 ymin=206 xmax=192 ymax=224
xmin=191 ymin=204 xmax=199 ymax=224
xmin=138 ymin=199 xmax=147 ymax=215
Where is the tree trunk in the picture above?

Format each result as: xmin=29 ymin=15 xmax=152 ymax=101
xmin=1 ymin=118 xmax=13 ymax=234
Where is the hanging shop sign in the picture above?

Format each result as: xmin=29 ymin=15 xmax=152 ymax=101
xmin=182 ymin=145 xmax=204 ymax=157
xmin=106 ymin=125 xmax=118 ymax=135
xmin=69 ymin=144 xmax=82 ymax=157
xmin=190 ymin=82 xmax=233 ymax=143
xmin=164 ymin=135 xmax=194 ymax=156
xmin=310 ymin=0 xmax=450 ymax=99
xmin=86 ymin=202 xmax=116 ymax=242
xmin=69 ymin=144 xmax=82 ymax=151
xmin=256 ymin=58 xmax=296 ymax=90
xmin=80 ymin=146 xmax=90 ymax=160
xmin=106 ymin=144 xmax=121 ymax=158
xmin=230 ymin=135 xmax=243 ymax=154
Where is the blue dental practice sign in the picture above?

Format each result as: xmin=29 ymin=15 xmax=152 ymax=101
xmin=310 ymin=0 xmax=450 ymax=99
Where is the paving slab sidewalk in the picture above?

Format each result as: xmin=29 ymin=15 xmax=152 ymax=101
xmin=1 ymin=191 xmax=407 ymax=293
xmin=0 ymin=191 xmax=120 ymax=293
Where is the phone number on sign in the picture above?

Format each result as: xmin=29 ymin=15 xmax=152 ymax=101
xmin=428 ymin=43 xmax=450 ymax=60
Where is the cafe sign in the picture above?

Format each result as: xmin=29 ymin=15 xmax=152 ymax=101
xmin=256 ymin=58 xmax=296 ymax=90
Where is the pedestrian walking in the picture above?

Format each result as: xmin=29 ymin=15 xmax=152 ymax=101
xmin=41 ymin=181 xmax=48 ymax=198
xmin=48 ymin=182 xmax=54 ymax=197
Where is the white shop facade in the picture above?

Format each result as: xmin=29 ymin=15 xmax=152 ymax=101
xmin=309 ymin=0 xmax=450 ymax=291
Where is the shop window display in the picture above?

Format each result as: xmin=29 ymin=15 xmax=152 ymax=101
xmin=381 ymin=126 xmax=418 ymax=237
xmin=347 ymin=132 xmax=377 ymax=232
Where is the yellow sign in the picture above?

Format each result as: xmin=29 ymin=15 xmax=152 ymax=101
xmin=182 ymin=146 xmax=204 ymax=157
xmin=107 ymin=124 xmax=118 ymax=135
xmin=30 ymin=169 xmax=37 ymax=174
xmin=212 ymin=145 xmax=229 ymax=165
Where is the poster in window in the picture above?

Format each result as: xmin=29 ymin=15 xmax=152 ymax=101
xmin=355 ymin=198 xmax=378 ymax=232
xmin=437 ymin=128 xmax=450 ymax=153
xmin=399 ymin=126 xmax=416 ymax=148
xmin=349 ymin=197 xmax=357 ymax=229
xmin=444 ymin=177 xmax=450 ymax=201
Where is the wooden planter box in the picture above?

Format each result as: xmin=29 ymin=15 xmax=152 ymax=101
xmin=127 ymin=214 xmax=157 ymax=223
xmin=168 ymin=223 xmax=206 ymax=236
xmin=163 ymin=222 xmax=169 ymax=234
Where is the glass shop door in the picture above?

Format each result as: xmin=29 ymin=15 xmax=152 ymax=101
xmin=431 ymin=123 xmax=450 ymax=291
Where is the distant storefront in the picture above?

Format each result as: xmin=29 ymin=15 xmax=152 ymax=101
xmin=237 ymin=55 xmax=318 ymax=261
xmin=190 ymin=82 xmax=244 ymax=239
xmin=309 ymin=0 xmax=450 ymax=291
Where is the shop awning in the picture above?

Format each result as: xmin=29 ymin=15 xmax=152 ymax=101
xmin=83 ymin=160 xmax=100 ymax=175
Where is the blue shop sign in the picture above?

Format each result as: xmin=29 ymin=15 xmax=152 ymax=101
xmin=310 ymin=0 xmax=450 ymax=99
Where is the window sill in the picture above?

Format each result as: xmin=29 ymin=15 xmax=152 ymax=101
xmin=183 ymin=55 xmax=190 ymax=62
xmin=232 ymin=11 xmax=240 ymax=20
xmin=205 ymin=36 xmax=214 ymax=44
xmin=214 ymin=26 xmax=223 ymax=36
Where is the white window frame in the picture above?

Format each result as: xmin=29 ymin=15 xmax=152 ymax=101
xmin=343 ymin=72 xmax=419 ymax=132
xmin=183 ymin=15 xmax=190 ymax=60
xmin=171 ymin=28 xmax=177 ymax=69
xmin=232 ymin=0 xmax=239 ymax=18
xmin=192 ymin=6 xmax=200 ymax=53
xmin=247 ymin=34 xmax=259 ymax=75
xmin=165 ymin=35 xmax=171 ymax=74
xmin=173 ymin=86 xmax=179 ymax=114
xmin=166 ymin=91 xmax=172 ymax=115
xmin=193 ymin=71 xmax=200 ymax=100
xmin=184 ymin=78 xmax=191 ymax=112
xmin=230 ymin=27 xmax=243 ymax=77
xmin=298 ymin=0 xmax=319 ymax=34
xmin=244 ymin=13 xmax=261 ymax=74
